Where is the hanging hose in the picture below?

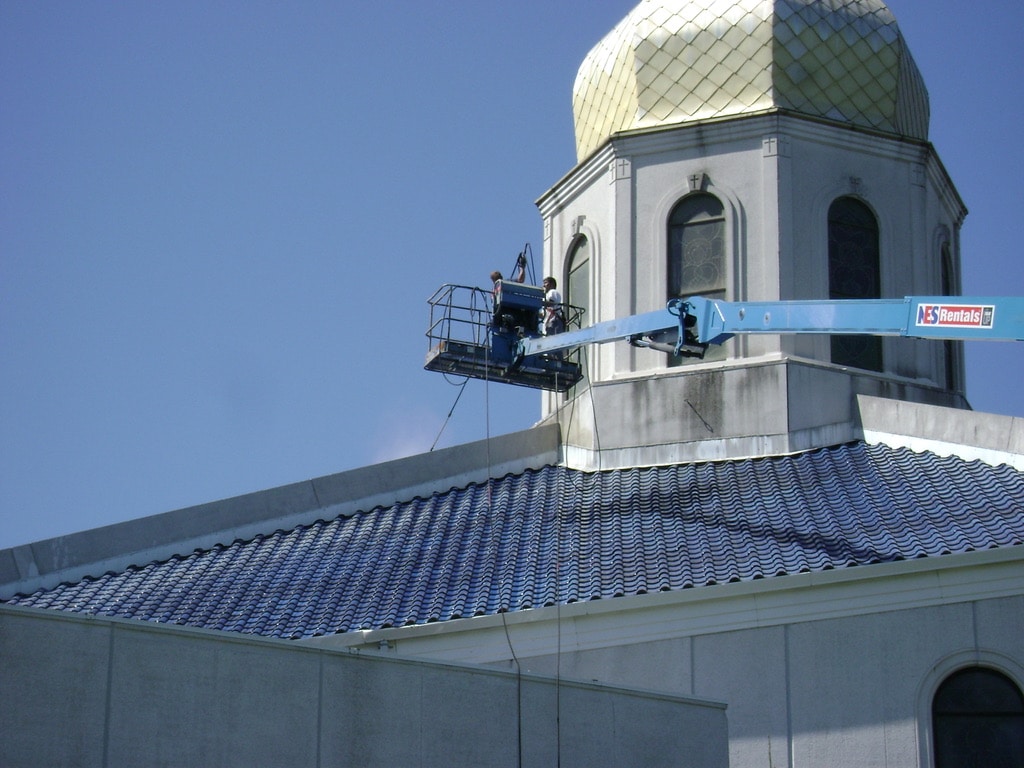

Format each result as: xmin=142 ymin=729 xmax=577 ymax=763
xmin=429 ymin=377 xmax=469 ymax=452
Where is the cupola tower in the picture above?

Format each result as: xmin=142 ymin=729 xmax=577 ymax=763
xmin=537 ymin=0 xmax=966 ymax=468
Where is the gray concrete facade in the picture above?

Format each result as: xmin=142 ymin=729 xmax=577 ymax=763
xmin=0 ymin=605 xmax=728 ymax=768
xmin=518 ymin=595 xmax=1024 ymax=768
xmin=326 ymin=553 xmax=1024 ymax=768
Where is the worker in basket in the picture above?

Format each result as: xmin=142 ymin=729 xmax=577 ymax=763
xmin=541 ymin=276 xmax=565 ymax=336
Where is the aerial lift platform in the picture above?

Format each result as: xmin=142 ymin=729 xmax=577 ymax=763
xmin=426 ymin=286 xmax=1024 ymax=392
xmin=425 ymin=281 xmax=584 ymax=391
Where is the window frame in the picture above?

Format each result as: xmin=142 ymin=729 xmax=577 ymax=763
xmin=917 ymin=652 xmax=1024 ymax=768
xmin=827 ymin=195 xmax=883 ymax=371
xmin=931 ymin=666 xmax=1024 ymax=768
xmin=564 ymin=234 xmax=591 ymax=397
xmin=667 ymin=192 xmax=727 ymax=365
xmin=940 ymin=240 xmax=960 ymax=393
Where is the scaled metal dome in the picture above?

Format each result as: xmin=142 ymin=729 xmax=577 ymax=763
xmin=572 ymin=0 xmax=929 ymax=160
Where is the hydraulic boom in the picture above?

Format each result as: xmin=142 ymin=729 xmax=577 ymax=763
xmin=521 ymin=295 xmax=1024 ymax=360
xmin=424 ymin=283 xmax=1023 ymax=392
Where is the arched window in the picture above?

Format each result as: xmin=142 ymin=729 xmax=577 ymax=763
xmin=932 ymin=667 xmax=1024 ymax=767
xmin=828 ymin=197 xmax=881 ymax=371
xmin=567 ymin=235 xmax=590 ymax=329
xmin=668 ymin=193 xmax=725 ymax=363
xmin=566 ymin=236 xmax=590 ymax=395
xmin=941 ymin=242 xmax=958 ymax=392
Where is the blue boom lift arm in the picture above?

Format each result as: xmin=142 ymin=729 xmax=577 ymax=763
xmin=424 ymin=283 xmax=1024 ymax=392
xmin=522 ymin=295 xmax=1024 ymax=358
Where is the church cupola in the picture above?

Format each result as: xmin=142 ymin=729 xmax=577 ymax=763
xmin=536 ymin=0 xmax=966 ymax=469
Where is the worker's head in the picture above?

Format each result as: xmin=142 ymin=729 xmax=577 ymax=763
xmin=543 ymin=276 xmax=557 ymax=290
xmin=490 ymin=271 xmax=503 ymax=283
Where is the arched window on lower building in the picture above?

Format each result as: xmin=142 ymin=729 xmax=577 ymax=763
xmin=828 ymin=196 xmax=882 ymax=371
xmin=932 ymin=667 xmax=1024 ymax=767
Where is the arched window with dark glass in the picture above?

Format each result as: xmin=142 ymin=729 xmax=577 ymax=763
xmin=941 ymin=242 xmax=958 ymax=392
xmin=932 ymin=667 xmax=1024 ymax=768
xmin=566 ymin=236 xmax=590 ymax=395
xmin=567 ymin=235 xmax=590 ymax=329
xmin=828 ymin=197 xmax=882 ymax=371
xmin=668 ymin=193 xmax=726 ymax=363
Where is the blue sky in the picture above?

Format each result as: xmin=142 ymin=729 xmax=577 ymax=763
xmin=2 ymin=1 xmax=1022 ymax=550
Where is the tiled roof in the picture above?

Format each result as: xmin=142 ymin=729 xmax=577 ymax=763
xmin=6 ymin=443 xmax=1024 ymax=639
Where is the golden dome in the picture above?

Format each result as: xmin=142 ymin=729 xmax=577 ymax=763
xmin=572 ymin=0 xmax=929 ymax=160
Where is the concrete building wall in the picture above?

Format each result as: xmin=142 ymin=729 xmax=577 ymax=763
xmin=326 ymin=541 xmax=1024 ymax=768
xmin=492 ymin=595 xmax=1024 ymax=768
xmin=0 ymin=605 xmax=728 ymax=768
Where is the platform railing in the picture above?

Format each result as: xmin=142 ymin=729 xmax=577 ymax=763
xmin=425 ymin=283 xmax=586 ymax=391
xmin=427 ymin=283 xmax=585 ymax=350
xmin=426 ymin=284 xmax=494 ymax=350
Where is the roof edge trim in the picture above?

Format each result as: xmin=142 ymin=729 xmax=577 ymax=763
xmin=0 ymin=424 xmax=562 ymax=598
xmin=319 ymin=547 xmax=1024 ymax=663
xmin=856 ymin=395 xmax=1024 ymax=469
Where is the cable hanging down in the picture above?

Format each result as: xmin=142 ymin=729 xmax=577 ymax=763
xmin=429 ymin=376 xmax=469 ymax=452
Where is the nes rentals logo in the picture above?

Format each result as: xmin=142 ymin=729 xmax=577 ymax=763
xmin=916 ymin=303 xmax=995 ymax=328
